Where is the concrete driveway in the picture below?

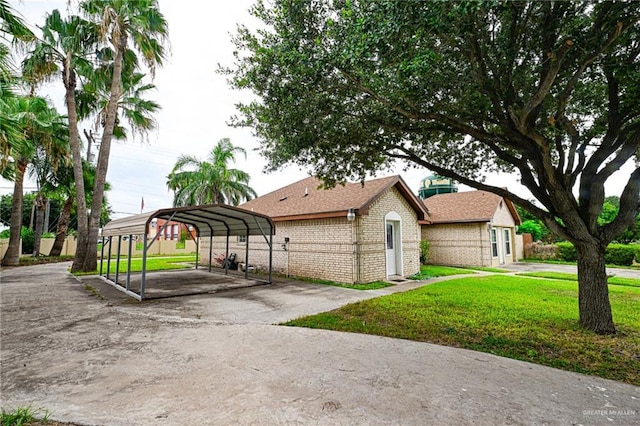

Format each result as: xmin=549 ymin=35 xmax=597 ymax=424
xmin=1 ymin=262 xmax=639 ymax=425
xmin=500 ymin=261 xmax=640 ymax=279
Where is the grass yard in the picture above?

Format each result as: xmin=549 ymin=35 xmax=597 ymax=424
xmin=408 ymin=265 xmax=476 ymax=280
xmin=291 ymin=276 xmax=393 ymax=290
xmin=284 ymin=275 xmax=640 ymax=386
xmin=518 ymin=271 xmax=640 ymax=288
xmin=72 ymin=255 xmax=197 ymax=276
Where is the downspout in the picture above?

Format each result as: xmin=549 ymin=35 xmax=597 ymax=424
xmin=356 ymin=216 xmax=361 ymax=283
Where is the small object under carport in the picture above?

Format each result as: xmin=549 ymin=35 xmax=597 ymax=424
xmin=239 ymin=263 xmax=256 ymax=272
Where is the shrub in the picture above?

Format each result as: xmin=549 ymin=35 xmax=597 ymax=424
xmin=605 ymin=244 xmax=636 ymax=266
xmin=525 ymin=241 xmax=558 ymax=260
xmin=419 ymin=240 xmax=430 ymax=264
xmin=555 ymin=242 xmax=577 ymax=262
xmin=20 ymin=227 xmax=35 ymax=254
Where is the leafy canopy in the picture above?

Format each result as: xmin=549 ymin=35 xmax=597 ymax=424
xmin=228 ymin=0 xmax=640 ymax=247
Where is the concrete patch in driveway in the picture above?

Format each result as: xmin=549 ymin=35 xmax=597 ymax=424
xmin=1 ymin=263 xmax=639 ymax=425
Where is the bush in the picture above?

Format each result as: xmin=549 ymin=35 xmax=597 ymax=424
xmin=555 ymin=242 xmax=577 ymax=262
xmin=525 ymin=241 xmax=558 ymax=260
xmin=605 ymin=244 xmax=636 ymax=266
xmin=419 ymin=240 xmax=430 ymax=264
xmin=553 ymin=242 xmax=638 ymax=266
xmin=20 ymin=227 xmax=34 ymax=254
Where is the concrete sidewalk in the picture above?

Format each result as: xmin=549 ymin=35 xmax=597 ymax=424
xmin=1 ymin=263 xmax=638 ymax=425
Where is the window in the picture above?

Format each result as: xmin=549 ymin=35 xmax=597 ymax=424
xmin=504 ymin=229 xmax=511 ymax=256
xmin=238 ymin=235 xmax=247 ymax=244
xmin=386 ymin=224 xmax=394 ymax=249
xmin=490 ymin=229 xmax=498 ymax=257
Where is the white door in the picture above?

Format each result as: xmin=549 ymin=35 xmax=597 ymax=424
xmin=386 ymin=221 xmax=397 ymax=276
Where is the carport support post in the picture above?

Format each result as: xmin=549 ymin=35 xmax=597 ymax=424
xmin=140 ymin=232 xmax=148 ymax=300
xmin=99 ymin=236 xmax=106 ymax=275
xmin=195 ymin=236 xmax=199 ymax=270
xmin=269 ymin=233 xmax=273 ymax=283
xmin=244 ymin=230 xmax=249 ymax=279
xmin=126 ymin=234 xmax=133 ymax=290
xmin=115 ymin=235 xmax=122 ymax=285
xmin=106 ymin=237 xmax=112 ymax=280
xmin=208 ymin=234 xmax=213 ymax=273
xmin=224 ymin=229 xmax=230 ymax=275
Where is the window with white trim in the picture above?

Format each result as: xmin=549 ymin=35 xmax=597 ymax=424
xmin=238 ymin=235 xmax=247 ymax=244
xmin=490 ymin=229 xmax=498 ymax=257
xmin=504 ymin=229 xmax=511 ymax=256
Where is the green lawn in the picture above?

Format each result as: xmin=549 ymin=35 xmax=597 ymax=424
xmin=291 ymin=276 xmax=393 ymax=290
xmin=284 ymin=275 xmax=640 ymax=386
xmin=72 ymin=255 xmax=197 ymax=275
xmin=517 ymin=271 xmax=640 ymax=288
xmin=408 ymin=265 xmax=476 ymax=280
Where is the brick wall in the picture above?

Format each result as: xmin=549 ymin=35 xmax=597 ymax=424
xmin=200 ymin=187 xmax=421 ymax=283
xmin=358 ymin=188 xmax=420 ymax=281
xmin=421 ymin=201 xmax=520 ymax=267
xmin=421 ymin=222 xmax=489 ymax=266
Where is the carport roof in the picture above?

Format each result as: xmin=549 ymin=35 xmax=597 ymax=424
xmin=102 ymin=204 xmax=275 ymax=238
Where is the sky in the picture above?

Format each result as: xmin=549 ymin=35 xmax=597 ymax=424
xmin=3 ymin=0 xmax=635 ymax=221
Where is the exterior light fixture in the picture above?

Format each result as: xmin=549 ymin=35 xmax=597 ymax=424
xmin=347 ymin=208 xmax=356 ymax=221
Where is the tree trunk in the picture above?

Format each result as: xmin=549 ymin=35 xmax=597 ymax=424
xmin=1 ymin=160 xmax=27 ymax=266
xmin=63 ymin=60 xmax=89 ymax=272
xmin=32 ymin=192 xmax=46 ymax=257
xmin=83 ymin=35 xmax=126 ymax=272
xmin=49 ymin=194 xmax=73 ymax=257
xmin=575 ymin=242 xmax=616 ymax=335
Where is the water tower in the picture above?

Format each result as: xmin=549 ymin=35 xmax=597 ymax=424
xmin=418 ymin=174 xmax=458 ymax=199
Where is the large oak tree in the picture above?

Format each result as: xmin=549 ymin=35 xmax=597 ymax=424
xmin=228 ymin=0 xmax=640 ymax=334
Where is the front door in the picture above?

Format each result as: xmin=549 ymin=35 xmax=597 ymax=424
xmin=497 ymin=227 xmax=506 ymax=264
xmin=386 ymin=221 xmax=397 ymax=276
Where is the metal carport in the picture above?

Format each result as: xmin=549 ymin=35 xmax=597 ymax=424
xmin=99 ymin=204 xmax=275 ymax=301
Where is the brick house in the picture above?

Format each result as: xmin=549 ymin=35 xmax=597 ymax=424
xmin=421 ymin=190 xmax=521 ymax=267
xmin=151 ymin=218 xmax=197 ymax=241
xmin=200 ymin=175 xmax=428 ymax=283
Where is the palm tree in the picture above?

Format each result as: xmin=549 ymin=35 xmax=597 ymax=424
xmin=77 ymin=0 xmax=168 ymax=272
xmin=21 ymin=9 xmax=99 ymax=270
xmin=0 ymin=96 xmax=67 ymax=265
xmin=0 ymin=0 xmax=34 ymax=43
xmin=46 ymin=160 xmax=112 ymax=257
xmin=167 ymin=138 xmax=258 ymax=207
xmin=76 ymin=51 xmax=160 ymax=143
xmin=0 ymin=0 xmax=34 ymax=169
xmin=27 ymin=119 xmax=70 ymax=256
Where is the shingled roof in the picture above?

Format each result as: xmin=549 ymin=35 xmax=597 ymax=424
xmin=240 ymin=175 xmax=428 ymax=222
xmin=422 ymin=190 xmax=521 ymax=225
